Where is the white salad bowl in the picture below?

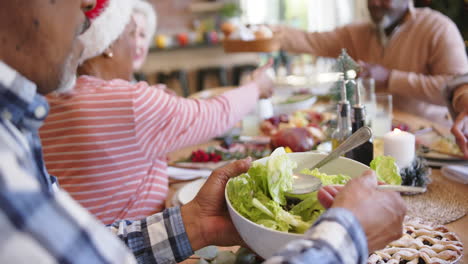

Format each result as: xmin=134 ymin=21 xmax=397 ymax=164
xmin=225 ymin=152 xmax=369 ymax=259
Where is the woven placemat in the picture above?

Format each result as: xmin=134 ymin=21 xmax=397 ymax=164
xmin=403 ymin=172 xmax=468 ymax=224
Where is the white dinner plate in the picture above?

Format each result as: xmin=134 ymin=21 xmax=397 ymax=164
xmin=416 ymin=131 xmax=463 ymax=161
xmin=166 ymin=166 xmax=212 ymax=181
xmin=177 ymin=179 xmax=207 ymax=205
xmin=419 ymin=151 xmax=462 ymax=161
xmin=172 ymin=160 xmax=231 ymax=170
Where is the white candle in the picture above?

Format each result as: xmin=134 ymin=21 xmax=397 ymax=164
xmin=383 ymin=129 xmax=415 ymax=169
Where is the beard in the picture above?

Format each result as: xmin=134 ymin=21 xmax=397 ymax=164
xmin=56 ymin=53 xmax=77 ymax=93
xmin=373 ymin=14 xmax=393 ymax=46
xmin=374 ymin=14 xmax=392 ymax=31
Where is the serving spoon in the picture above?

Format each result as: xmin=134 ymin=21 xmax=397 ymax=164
xmin=286 ymin=126 xmax=426 ymax=196
xmin=286 ymin=126 xmax=372 ymax=196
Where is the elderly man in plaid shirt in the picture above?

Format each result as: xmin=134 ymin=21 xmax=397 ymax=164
xmin=0 ymin=0 xmax=406 ymax=263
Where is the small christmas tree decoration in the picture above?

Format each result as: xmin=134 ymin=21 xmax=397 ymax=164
xmin=330 ymin=49 xmax=360 ymax=103
xmin=332 ymin=49 xmax=360 ymax=76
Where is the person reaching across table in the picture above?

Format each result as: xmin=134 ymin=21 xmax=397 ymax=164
xmin=39 ymin=0 xmax=273 ymax=225
xmin=446 ymin=74 xmax=468 ymax=159
xmin=275 ymin=0 xmax=468 ymax=126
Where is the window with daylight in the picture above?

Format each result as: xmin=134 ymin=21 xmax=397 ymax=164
xmin=240 ymin=0 xmax=369 ymax=31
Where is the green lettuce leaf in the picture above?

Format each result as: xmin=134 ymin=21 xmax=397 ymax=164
xmin=254 ymin=191 xmax=307 ymax=232
xmin=227 ymin=174 xmax=268 ymax=222
xmin=300 ymin=168 xmax=351 ymax=186
xmin=290 ymin=193 xmax=324 ymax=223
xmin=261 ymin=147 xmax=297 ymax=205
xmin=370 ymin=156 xmax=402 ymax=185
xmin=247 ymin=163 xmax=269 ymax=195
xmin=256 ymin=219 xmax=282 ymax=230
xmin=227 ymin=173 xmax=311 ymax=233
xmin=275 ymin=207 xmax=311 ymax=234
xmin=228 ymin=148 xmax=313 ymax=233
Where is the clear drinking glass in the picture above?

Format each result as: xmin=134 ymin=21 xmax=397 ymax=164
xmin=257 ymin=99 xmax=274 ymax=120
xmin=371 ymin=93 xmax=393 ymax=138
xmin=357 ymin=77 xmax=376 ymax=125
xmin=242 ymin=115 xmax=260 ymax=137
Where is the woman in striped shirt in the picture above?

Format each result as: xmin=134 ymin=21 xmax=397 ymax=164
xmin=40 ymin=2 xmax=273 ymax=224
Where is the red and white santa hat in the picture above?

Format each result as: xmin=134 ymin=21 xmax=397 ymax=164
xmin=80 ymin=0 xmax=136 ymax=62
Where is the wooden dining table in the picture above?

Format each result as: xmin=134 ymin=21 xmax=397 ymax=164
xmin=166 ymin=110 xmax=468 ymax=264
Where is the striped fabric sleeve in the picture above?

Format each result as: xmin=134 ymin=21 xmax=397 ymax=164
xmin=109 ymin=207 xmax=193 ymax=264
xmin=265 ymin=208 xmax=368 ymax=264
xmin=131 ymin=82 xmax=259 ymax=158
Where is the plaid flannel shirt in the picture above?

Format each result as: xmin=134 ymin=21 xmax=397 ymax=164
xmin=0 ymin=62 xmax=192 ymax=264
xmin=0 ymin=61 xmax=367 ymax=264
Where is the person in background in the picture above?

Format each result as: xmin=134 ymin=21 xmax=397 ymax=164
xmin=0 ymin=0 xmax=407 ymax=262
xmin=132 ymin=0 xmax=156 ymax=72
xmin=40 ymin=0 xmax=273 ymax=225
xmin=275 ymin=0 xmax=468 ymax=126
xmin=446 ymin=74 xmax=468 ymax=159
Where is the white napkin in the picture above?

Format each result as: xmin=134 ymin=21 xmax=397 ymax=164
xmin=167 ymin=166 xmax=212 ymax=181
xmin=441 ymin=165 xmax=468 ymax=184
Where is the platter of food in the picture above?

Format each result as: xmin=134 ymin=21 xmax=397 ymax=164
xmin=416 ymin=130 xmax=464 ymax=161
xmin=172 ymin=142 xmax=272 ymax=170
xmin=259 ymin=110 xmax=333 ymax=152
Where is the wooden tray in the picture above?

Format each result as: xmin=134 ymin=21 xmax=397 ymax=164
xmin=223 ymin=38 xmax=280 ymax=53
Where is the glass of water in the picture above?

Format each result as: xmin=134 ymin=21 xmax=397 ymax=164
xmin=242 ymin=114 xmax=260 ymax=137
xmin=358 ymin=77 xmax=376 ymax=125
xmin=371 ymin=93 xmax=393 ymax=138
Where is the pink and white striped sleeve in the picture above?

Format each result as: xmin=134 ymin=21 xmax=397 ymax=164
xmin=131 ymin=82 xmax=259 ymax=158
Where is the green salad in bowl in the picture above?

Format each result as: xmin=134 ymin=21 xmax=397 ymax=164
xmin=225 ymin=148 xmax=401 ymax=258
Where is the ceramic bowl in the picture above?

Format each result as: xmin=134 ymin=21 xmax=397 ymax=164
xmin=225 ymin=152 xmax=369 ymax=259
